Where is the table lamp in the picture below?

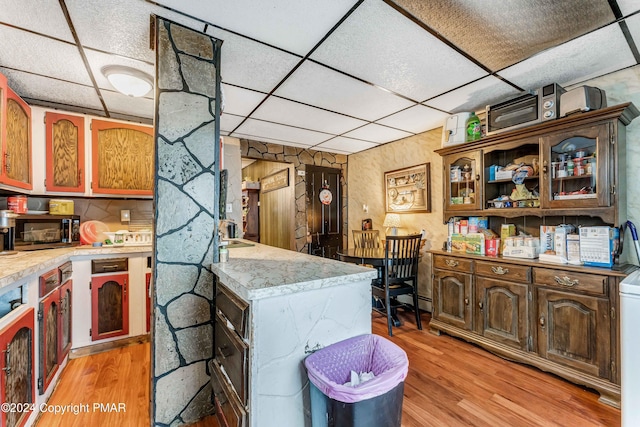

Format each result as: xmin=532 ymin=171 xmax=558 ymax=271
xmin=383 ymin=213 xmax=401 ymax=236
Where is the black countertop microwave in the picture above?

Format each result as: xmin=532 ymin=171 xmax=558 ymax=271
xmin=14 ymin=214 xmax=80 ymax=251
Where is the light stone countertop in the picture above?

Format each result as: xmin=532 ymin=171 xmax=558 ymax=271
xmin=0 ymin=245 xmax=153 ymax=290
xmin=210 ymin=240 xmax=377 ymax=301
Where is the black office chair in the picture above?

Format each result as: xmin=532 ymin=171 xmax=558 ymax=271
xmin=371 ymin=234 xmax=422 ymax=336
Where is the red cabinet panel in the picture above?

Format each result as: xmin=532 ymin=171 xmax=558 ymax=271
xmin=146 ymin=272 xmax=151 ymax=334
xmin=58 ymin=280 xmax=72 ymax=361
xmin=91 ymin=273 xmax=129 ymax=341
xmin=39 ymin=291 xmax=59 ymax=394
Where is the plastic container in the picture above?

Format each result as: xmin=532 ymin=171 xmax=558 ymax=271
xmin=304 ymin=334 xmax=408 ymax=427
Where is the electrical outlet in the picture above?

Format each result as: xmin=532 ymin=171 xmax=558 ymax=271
xmin=226 ymin=203 xmax=233 ymax=213
xmin=297 ymin=170 xmax=305 ymax=176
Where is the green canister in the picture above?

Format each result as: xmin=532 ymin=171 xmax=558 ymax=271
xmin=465 ymin=112 xmax=481 ymax=142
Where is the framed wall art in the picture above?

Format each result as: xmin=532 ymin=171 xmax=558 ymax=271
xmin=385 ymin=163 xmax=431 ymax=213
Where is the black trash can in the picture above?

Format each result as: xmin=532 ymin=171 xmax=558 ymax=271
xmin=304 ymin=334 xmax=408 ymax=427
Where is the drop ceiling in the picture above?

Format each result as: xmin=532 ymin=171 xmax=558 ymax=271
xmin=1 ymin=0 xmax=640 ymax=155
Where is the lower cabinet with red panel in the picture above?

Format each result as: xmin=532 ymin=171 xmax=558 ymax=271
xmin=0 ymin=307 xmax=35 ymax=427
xmin=90 ymin=259 xmax=129 ymax=341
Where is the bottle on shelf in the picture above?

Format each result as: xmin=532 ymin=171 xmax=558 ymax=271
xmin=465 ymin=112 xmax=482 ymax=142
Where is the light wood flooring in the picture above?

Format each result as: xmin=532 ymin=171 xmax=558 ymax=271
xmin=36 ymin=311 xmax=620 ymax=426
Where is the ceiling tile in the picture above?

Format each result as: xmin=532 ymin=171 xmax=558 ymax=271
xmin=275 ymin=60 xmax=415 ymax=121
xmin=234 ymin=118 xmax=332 ymax=145
xmin=618 ymin=0 xmax=640 ymax=16
xmin=498 ymin=24 xmax=636 ymax=90
xmin=84 ymin=48 xmax=154 ymax=94
xmin=221 ymin=113 xmax=245 ymax=133
xmin=389 ymin=0 xmax=615 ymax=71
xmin=314 ymin=136 xmax=379 ymax=154
xmin=101 ymin=90 xmax=154 ymax=119
xmin=342 ymin=123 xmax=412 ymax=143
xmin=623 ymin=14 xmax=640 ymax=55
xmin=66 ymin=0 xmax=202 ymax=64
xmin=251 ymin=96 xmax=367 ymax=134
xmin=206 ymin=28 xmax=301 ymax=92
xmin=221 ymin=84 xmax=266 ymax=116
xmin=0 ymin=67 xmax=103 ymax=110
xmin=425 ymin=76 xmax=521 ymax=113
xmin=232 ymin=132 xmax=313 ymax=148
xmin=153 ymin=0 xmax=359 ymax=55
xmin=311 ymin=0 xmax=487 ymax=101
xmin=0 ymin=26 xmax=91 ymax=85
xmin=0 ymin=0 xmax=74 ymax=42
xmin=375 ymin=105 xmax=449 ymax=134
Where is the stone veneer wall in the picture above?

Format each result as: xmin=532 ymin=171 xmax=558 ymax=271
xmin=240 ymin=139 xmax=348 ymax=252
xmin=152 ymin=18 xmax=221 ymax=426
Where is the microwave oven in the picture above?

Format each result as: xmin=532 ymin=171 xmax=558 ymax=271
xmin=485 ymin=83 xmax=565 ymax=136
xmin=14 ymin=214 xmax=80 ymax=251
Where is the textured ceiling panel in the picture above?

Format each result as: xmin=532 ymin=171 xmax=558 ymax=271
xmin=251 ymin=97 xmax=367 ymax=135
xmin=0 ymin=67 xmax=103 ymax=110
xmin=220 ymin=113 xmax=245 ymax=133
xmin=221 ymin=84 xmax=266 ymax=116
xmin=232 ymin=132 xmax=313 ymax=148
xmin=84 ymin=49 xmax=154 ymax=95
xmin=0 ymin=26 xmax=92 ymax=85
xmin=101 ymin=90 xmax=154 ymax=119
xmin=315 ymin=136 xmax=379 ymax=154
xmin=499 ymin=24 xmax=636 ymax=90
xmin=425 ymin=76 xmax=521 ymax=113
xmin=206 ymin=28 xmax=301 ymax=92
xmin=342 ymin=123 xmax=412 ymax=143
xmin=234 ymin=118 xmax=332 ymax=145
xmin=67 ymin=0 xmax=201 ymax=64
xmin=623 ymin=14 xmax=640 ymax=59
xmin=618 ymin=0 xmax=640 ymax=16
xmin=153 ymin=0 xmax=359 ymax=55
xmin=388 ymin=0 xmax=616 ymax=71
xmin=0 ymin=0 xmax=74 ymax=42
xmin=275 ymin=60 xmax=415 ymax=121
xmin=311 ymin=0 xmax=487 ymax=101
xmin=375 ymin=104 xmax=449 ymax=134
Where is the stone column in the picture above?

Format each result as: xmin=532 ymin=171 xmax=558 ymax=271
xmin=152 ymin=17 xmax=221 ymax=426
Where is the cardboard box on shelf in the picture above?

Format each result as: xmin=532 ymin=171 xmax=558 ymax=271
xmin=451 ymin=234 xmax=466 ymax=253
xmin=468 ymin=216 xmax=488 ymax=233
xmin=500 ymin=224 xmax=516 ymax=254
xmin=465 ymin=233 xmax=485 ymax=255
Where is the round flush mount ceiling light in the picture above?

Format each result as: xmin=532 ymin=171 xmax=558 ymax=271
xmin=101 ymin=65 xmax=153 ymax=97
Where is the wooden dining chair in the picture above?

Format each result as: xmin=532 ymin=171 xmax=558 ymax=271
xmin=352 ymin=229 xmax=381 ymax=248
xmin=371 ymin=234 xmax=422 ymax=336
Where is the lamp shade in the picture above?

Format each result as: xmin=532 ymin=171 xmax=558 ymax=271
xmin=383 ymin=213 xmax=401 ymax=228
xmin=102 ymin=65 xmax=153 ymax=97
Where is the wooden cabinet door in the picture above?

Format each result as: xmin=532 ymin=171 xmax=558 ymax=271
xmin=0 ymin=308 xmax=35 ymax=427
xmin=58 ymin=280 xmax=72 ymax=360
xmin=540 ymin=123 xmax=610 ymax=209
xmin=45 ymin=112 xmax=85 ymax=193
xmin=91 ymin=273 xmax=129 ymax=341
xmin=146 ymin=273 xmax=151 ymax=333
xmin=432 ymin=269 xmax=473 ymax=330
xmin=476 ymin=277 xmax=529 ymax=351
xmin=0 ymin=73 xmax=6 ymax=180
xmin=91 ymin=119 xmax=154 ymax=196
xmin=2 ymin=87 xmax=31 ymax=190
xmin=537 ymin=288 xmax=611 ymax=378
xmin=443 ymin=151 xmax=482 ymax=213
xmin=38 ymin=290 xmax=59 ymax=395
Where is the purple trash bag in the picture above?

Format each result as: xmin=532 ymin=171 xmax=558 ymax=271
xmin=304 ymin=334 xmax=408 ymax=403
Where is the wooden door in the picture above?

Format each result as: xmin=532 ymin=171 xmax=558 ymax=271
xmin=91 ymin=119 xmax=154 ymax=196
xmin=45 ymin=112 xmax=85 ymax=193
xmin=537 ymin=288 xmax=611 ymax=378
xmin=306 ymin=165 xmax=342 ymax=259
xmin=91 ymin=273 xmax=129 ymax=341
xmin=38 ymin=290 xmax=59 ymax=395
xmin=0 ymin=308 xmax=35 ymax=427
xmin=58 ymin=280 xmax=72 ymax=360
xmin=476 ymin=277 xmax=529 ymax=351
xmin=443 ymin=151 xmax=482 ymax=212
xmin=3 ymin=87 xmax=31 ymax=190
xmin=432 ymin=269 xmax=473 ymax=330
xmin=242 ymin=189 xmax=259 ymax=242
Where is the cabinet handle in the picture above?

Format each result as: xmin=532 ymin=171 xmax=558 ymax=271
xmin=475 ymin=174 xmax=480 ymax=181
xmin=539 ymin=316 xmax=545 ymax=328
xmin=478 ymin=301 xmax=483 ymax=309
xmin=124 ymin=280 xmax=127 ymax=298
xmin=4 ymin=153 xmax=10 ymax=173
xmin=554 ymin=276 xmax=578 ymax=287
xmin=491 ymin=266 xmax=509 ymax=275
xmin=542 ymin=160 xmax=548 ymax=174
xmin=445 ymin=259 xmax=459 ymax=267
xmin=3 ymin=344 xmax=10 ymax=376
xmin=464 ymin=298 xmax=469 ymax=305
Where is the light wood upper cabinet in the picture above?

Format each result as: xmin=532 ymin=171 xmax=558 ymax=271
xmin=1 ymin=86 xmax=32 ymax=190
xmin=91 ymin=119 xmax=154 ymax=196
xmin=45 ymin=112 xmax=85 ymax=193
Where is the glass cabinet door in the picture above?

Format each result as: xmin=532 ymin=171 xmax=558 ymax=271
xmin=540 ymin=124 xmax=609 ymax=209
xmin=444 ymin=152 xmax=482 ymax=211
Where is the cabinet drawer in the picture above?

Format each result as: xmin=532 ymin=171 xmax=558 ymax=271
xmin=433 ymin=255 xmax=472 ymax=273
xmin=476 ymin=261 xmax=531 ymax=283
xmin=216 ymin=282 xmax=249 ymax=339
xmin=209 ymin=360 xmax=247 ymax=427
xmin=533 ymin=268 xmax=608 ymax=296
xmin=215 ymin=312 xmax=248 ymax=404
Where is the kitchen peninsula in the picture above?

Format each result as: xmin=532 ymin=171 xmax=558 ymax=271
xmin=209 ymin=241 xmax=377 ymax=427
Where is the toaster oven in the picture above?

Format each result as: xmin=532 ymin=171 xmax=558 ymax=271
xmin=486 ymin=83 xmax=565 ymax=136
